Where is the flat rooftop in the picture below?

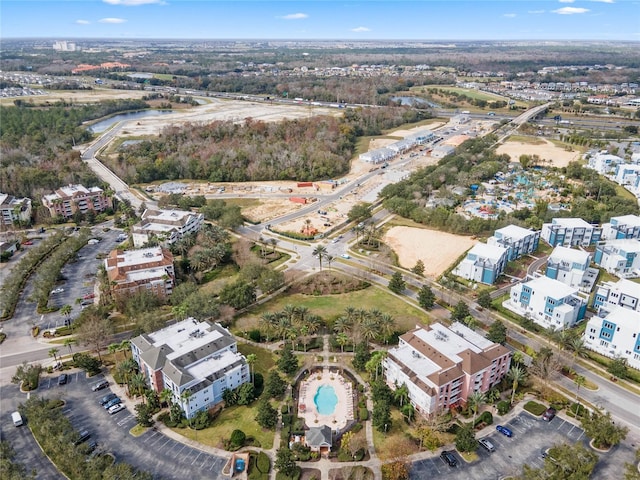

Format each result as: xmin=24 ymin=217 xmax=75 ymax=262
xmin=114 ymin=246 xmax=165 ymax=267
xmin=525 ymin=275 xmax=578 ymax=299
xmin=495 ymin=224 xmax=536 ymax=240
xmin=551 ymin=217 xmax=593 ymax=228
xmin=549 ymin=246 xmax=591 ymax=264
xmin=146 ymin=318 xmax=224 ymax=361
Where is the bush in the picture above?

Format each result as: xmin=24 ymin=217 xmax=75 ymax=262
xmin=229 ymin=429 xmax=246 ymax=450
xmin=351 ymin=422 xmax=363 ymax=433
xmin=569 ymin=402 xmax=587 ymax=418
xmin=475 ymin=411 xmax=493 ymax=427
xmin=497 ymin=400 xmax=511 ymax=415
xmin=248 ymin=329 xmax=262 ymax=343
xmin=353 ymin=448 xmax=365 ymax=461
xmin=359 ymin=407 xmax=369 ymax=421
xmin=523 ymin=401 xmax=547 ymax=416
xmin=73 ymin=353 xmax=102 ymax=375
xmin=257 ymin=451 xmax=270 ymax=474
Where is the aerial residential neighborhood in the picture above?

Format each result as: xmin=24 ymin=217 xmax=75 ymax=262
xmin=1 ymin=3 xmax=640 ymax=480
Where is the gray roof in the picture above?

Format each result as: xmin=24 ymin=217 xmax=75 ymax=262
xmin=162 ymin=362 xmax=195 ymax=388
xmin=171 ymin=333 xmax=235 ymax=369
xmin=140 ymin=345 xmax=173 ymax=371
xmin=306 ymin=425 xmax=332 ymax=448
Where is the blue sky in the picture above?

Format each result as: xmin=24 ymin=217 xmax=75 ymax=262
xmin=1 ymin=0 xmax=638 ymax=40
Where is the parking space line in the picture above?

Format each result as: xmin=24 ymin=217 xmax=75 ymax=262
xmin=431 ymin=459 xmax=441 ymax=474
xmin=200 ymin=456 xmax=210 ymax=468
xmin=191 ymin=452 xmax=202 ymax=465
xmin=209 ymin=460 xmax=218 ymax=471
xmin=567 ymin=425 xmax=576 ymax=436
xmin=575 ymin=430 xmax=584 ymax=441
xmin=173 ymin=444 xmax=188 ymax=458
xmin=149 ymin=434 xmax=165 ymax=447
xmin=144 ymin=431 xmax=159 ymax=443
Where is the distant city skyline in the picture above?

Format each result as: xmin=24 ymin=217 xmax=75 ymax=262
xmin=1 ymin=0 xmax=638 ymax=41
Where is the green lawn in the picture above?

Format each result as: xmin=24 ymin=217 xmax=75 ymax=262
xmin=234 ymin=285 xmax=430 ymax=334
xmin=506 ymin=135 xmax=547 ymax=145
xmin=173 ymin=403 xmax=274 ymax=450
xmin=237 ymin=343 xmax=275 ymax=378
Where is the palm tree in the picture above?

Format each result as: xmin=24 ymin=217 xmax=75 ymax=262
xmin=269 ymin=238 xmax=278 ymax=254
xmin=108 ymin=343 xmax=121 ymax=364
xmin=379 ymin=313 xmax=395 ymax=344
xmin=160 ymin=388 xmax=174 ymax=408
xmin=361 ymin=317 xmax=380 ymax=346
xmin=468 ymin=391 xmax=486 ymax=425
xmin=567 ymin=337 xmax=588 ymax=371
xmin=172 ymin=304 xmax=188 ymax=321
xmin=119 ymin=339 xmax=131 ymax=359
xmin=312 ymin=245 xmax=328 ymax=271
xmin=574 ymin=374 xmax=586 ymax=406
xmin=336 ymin=332 xmax=349 ymax=353
xmin=333 ymin=316 xmax=352 ymax=336
xmin=246 ymin=353 xmax=257 ymax=385
xmin=260 ymin=312 xmax=279 ymax=342
xmin=325 ymin=254 xmax=333 ymax=271
xmin=48 ymin=347 xmax=60 ymax=364
xmin=130 ymin=372 xmax=147 ymax=400
xmin=394 ymin=383 xmax=410 ymax=407
xmin=181 ymin=389 xmax=193 ymax=426
xmin=60 ymin=304 xmax=72 ymax=319
xmin=507 ymin=365 xmax=527 ymax=406
xmin=118 ymin=358 xmax=138 ymax=395
xmin=63 ymin=337 xmax=76 ymax=355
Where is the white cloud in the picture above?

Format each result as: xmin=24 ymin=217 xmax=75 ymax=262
xmin=75 ymin=19 xmax=90 ymax=24
xmin=528 ymin=10 xmax=545 ymax=14
xmin=351 ymin=26 xmax=371 ymax=32
xmin=503 ymin=13 xmax=517 ymax=17
xmin=103 ymin=0 xmax=164 ymax=5
xmin=558 ymin=0 xmax=575 ymax=3
xmin=591 ymin=0 xmax=614 ymax=3
xmin=99 ymin=17 xmax=127 ymax=23
xmin=280 ymin=13 xmax=308 ymax=20
xmin=552 ymin=6 xmax=590 ymax=14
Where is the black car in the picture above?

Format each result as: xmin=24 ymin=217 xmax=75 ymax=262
xmin=99 ymin=393 xmax=117 ymax=405
xmin=58 ymin=374 xmax=68 ymax=385
xmin=73 ymin=430 xmax=91 ymax=446
xmin=91 ymin=380 xmax=109 ymax=392
xmin=542 ymin=407 xmax=557 ymax=421
xmin=440 ymin=450 xmax=458 ymax=467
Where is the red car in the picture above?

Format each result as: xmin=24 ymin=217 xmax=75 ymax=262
xmin=83 ymin=293 xmax=95 ymax=300
xmin=22 ymin=240 xmax=33 ymax=246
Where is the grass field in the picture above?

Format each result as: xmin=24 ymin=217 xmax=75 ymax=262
xmin=237 ymin=343 xmax=276 ymax=378
xmin=233 ymin=285 xmax=431 ymax=334
xmin=410 ymin=85 xmax=529 ymax=110
xmin=506 ymin=135 xmax=547 ymax=145
xmin=174 ymin=402 xmax=274 ymax=450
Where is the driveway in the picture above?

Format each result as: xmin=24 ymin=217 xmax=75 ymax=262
xmin=3 ymin=370 xmax=229 ymax=480
xmin=409 ymin=411 xmax=636 ymax=479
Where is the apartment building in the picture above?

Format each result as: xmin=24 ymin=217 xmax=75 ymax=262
xmin=545 ymin=246 xmax=594 ymax=290
xmin=132 ymin=208 xmax=204 ymax=247
xmin=384 ymin=322 xmax=511 ymax=416
xmin=584 ymin=308 xmax=640 ymax=371
xmin=0 ymin=193 xmax=32 ymax=226
xmin=601 ymin=215 xmax=640 ymax=241
xmin=131 ymin=318 xmax=249 ymax=419
xmin=541 ymin=218 xmax=602 ymax=247
xmin=592 ymin=278 xmax=640 ymax=315
xmin=586 ymin=152 xmax=624 ymax=175
xmin=487 ymin=225 xmax=540 ymax=261
xmin=42 ymin=184 xmax=111 ymax=219
xmin=504 ymin=276 xmax=588 ymax=330
xmin=452 ymin=243 xmax=509 ymax=285
xmin=594 ymin=239 xmax=640 ymax=278
xmin=104 ymin=246 xmax=175 ymax=299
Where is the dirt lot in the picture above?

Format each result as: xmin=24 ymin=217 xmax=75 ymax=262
xmin=496 ymin=138 xmax=580 ymax=168
xmin=383 ymin=226 xmax=477 ymax=278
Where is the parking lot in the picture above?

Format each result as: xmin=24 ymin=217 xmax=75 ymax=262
xmin=9 ymin=370 xmax=229 ymax=480
xmin=410 ymin=411 xmax=635 ymax=479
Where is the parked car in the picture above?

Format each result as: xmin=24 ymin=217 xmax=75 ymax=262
xmin=22 ymin=240 xmax=33 ymax=246
xmin=103 ymin=397 xmax=121 ymax=410
xmin=478 ymin=438 xmax=495 ymax=452
xmin=440 ymin=450 xmax=458 ymax=467
xmin=108 ymin=403 xmax=126 ymax=415
xmin=58 ymin=374 xmax=68 ymax=385
xmin=91 ymin=380 xmax=109 ymax=392
xmin=51 ymin=288 xmax=65 ymax=294
xmin=496 ymin=425 xmax=513 ymax=437
xmin=86 ymin=440 xmax=98 ymax=453
xmin=73 ymin=430 xmax=91 ymax=446
xmin=99 ymin=393 xmax=117 ymax=405
xmin=542 ymin=407 xmax=557 ymax=421
xmin=83 ymin=293 xmax=95 ymax=300
xmin=341 ymin=253 xmax=350 ymax=259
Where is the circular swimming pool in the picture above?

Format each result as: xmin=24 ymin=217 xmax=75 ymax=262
xmin=314 ymin=384 xmax=338 ymax=415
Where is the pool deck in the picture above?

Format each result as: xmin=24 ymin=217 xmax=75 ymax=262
xmin=298 ymin=368 xmax=354 ymax=431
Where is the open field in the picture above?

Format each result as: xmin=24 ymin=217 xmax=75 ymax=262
xmin=0 ymin=88 xmax=150 ymax=106
xmin=496 ymin=137 xmax=581 ymax=168
xmin=383 ymin=226 xmax=477 ymax=278
xmin=233 ymin=285 xmax=431 ymax=335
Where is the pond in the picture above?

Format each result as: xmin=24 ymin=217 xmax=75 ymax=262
xmin=88 ymin=109 xmax=174 ymax=133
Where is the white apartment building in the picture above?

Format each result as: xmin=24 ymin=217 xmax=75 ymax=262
xmin=0 ymin=193 xmax=32 ymax=227
xmin=132 ymin=208 xmax=204 ymax=247
xmin=586 ymin=152 xmax=624 ymax=175
xmin=584 ymin=308 xmax=640 ymax=371
xmin=593 ymin=278 xmax=640 ymax=315
xmin=614 ymin=164 xmax=640 ymax=188
xmin=487 ymin=225 xmax=540 ymax=261
xmin=541 ymin=218 xmax=602 ymax=247
xmin=384 ymin=322 xmax=511 ymax=416
xmin=594 ymin=239 xmax=640 ymax=278
xmin=545 ymin=246 xmax=593 ymax=289
xmin=131 ymin=318 xmax=249 ymax=419
xmin=504 ymin=276 xmax=588 ymax=330
xmin=601 ymin=215 xmax=640 ymax=241
xmin=452 ymin=243 xmax=508 ymax=285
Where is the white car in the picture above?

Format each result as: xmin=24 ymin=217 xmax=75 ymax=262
xmin=108 ymin=403 xmax=125 ymax=415
xmin=341 ymin=253 xmax=350 ymax=259
xmin=51 ymin=288 xmax=64 ymax=294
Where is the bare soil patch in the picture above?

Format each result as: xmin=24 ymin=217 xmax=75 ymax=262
xmin=383 ymin=226 xmax=477 ymax=278
xmin=496 ymin=138 xmax=580 ymax=168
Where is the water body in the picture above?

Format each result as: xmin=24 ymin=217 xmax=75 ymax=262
xmin=88 ymin=109 xmax=174 ymax=133
xmin=314 ymin=384 xmax=338 ymax=415
xmin=391 ymin=96 xmax=440 ymax=109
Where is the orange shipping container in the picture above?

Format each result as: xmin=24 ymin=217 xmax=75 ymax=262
xmin=297 ymin=182 xmax=313 ymax=187
xmin=289 ymin=197 xmax=307 ymax=204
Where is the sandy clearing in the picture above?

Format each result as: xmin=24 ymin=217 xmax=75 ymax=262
xmin=384 ymin=226 xmax=477 ymax=278
xmin=496 ymin=138 xmax=580 ymax=168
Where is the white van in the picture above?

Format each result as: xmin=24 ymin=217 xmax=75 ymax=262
xmin=12 ymin=411 xmax=23 ymax=427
